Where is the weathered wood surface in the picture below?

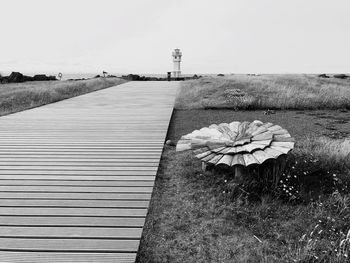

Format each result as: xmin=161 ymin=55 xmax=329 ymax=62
xmin=0 ymin=81 xmax=178 ymax=262
xmin=177 ymin=120 xmax=294 ymax=168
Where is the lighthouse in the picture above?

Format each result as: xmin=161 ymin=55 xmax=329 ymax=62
xmin=172 ymin=48 xmax=182 ymax=78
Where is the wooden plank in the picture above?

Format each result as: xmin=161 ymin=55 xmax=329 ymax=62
xmin=0 ymin=146 xmax=164 ymax=149
xmin=0 ymin=155 xmax=161 ymax=159
xmin=0 ymin=171 xmax=156 ymax=175
xmin=0 ymin=216 xmax=145 ymax=227
xmin=237 ymin=121 xmax=250 ymax=137
xmin=252 ymin=131 xmax=273 ymax=141
xmin=226 ymin=147 xmax=237 ymax=154
xmin=0 ymin=252 xmax=136 ymax=263
xmin=0 ymin=175 xmax=156 ymax=181
xmin=251 ymin=140 xmax=271 ymax=146
xmin=252 ymin=150 xmax=274 ymax=164
xmin=271 ymin=129 xmax=289 ymax=135
xmin=273 ymin=136 xmax=294 ymax=142
xmin=0 ymin=207 xmax=147 ymax=217
xmin=0 ymin=227 xmax=143 ymax=239
xmin=0 ymin=161 xmax=160 ymax=165
xmin=245 ymin=121 xmax=261 ymax=135
xmin=261 ymin=122 xmax=274 ymax=128
xmin=0 ymin=140 xmax=163 ymax=143
xmin=271 ymin=141 xmax=295 ymax=148
xmin=233 ymin=146 xmax=245 ymax=153
xmin=207 ymin=154 xmax=224 ymax=164
xmin=175 ymin=139 xmax=191 ymax=151
xmin=0 ymin=134 xmax=163 ymax=136
xmin=0 ymin=141 xmax=164 ymax=145
xmin=0 ymin=166 xmax=158 ymax=171
xmin=0 ymin=199 xmax=150 ymax=208
xmin=267 ymin=125 xmax=282 ymax=132
xmin=193 ymin=147 xmax=210 ymax=155
xmin=195 ymin=150 xmax=212 ymax=159
xmin=0 ymin=192 xmax=152 ymax=200
xmin=241 ymin=144 xmax=262 ymax=152
xmin=217 ymin=155 xmax=233 ymax=166
xmin=251 ymin=126 xmax=267 ymax=136
xmin=200 ymin=153 xmax=217 ymax=162
xmin=263 ymin=147 xmax=284 ymax=158
xmin=0 ymin=149 xmax=162 ymax=153
xmin=242 ymin=154 xmax=259 ymax=166
xmin=273 ymin=134 xmax=292 ymax=140
xmin=270 ymin=146 xmax=291 ymax=154
xmin=217 ymin=147 xmax=233 ymax=154
xmin=0 ymin=186 xmax=153 ymax=193
xmin=233 ymin=138 xmax=250 ymax=146
xmin=0 ymin=180 xmax=154 ymax=187
xmin=0 ymin=238 xmax=140 ymax=252
xmin=231 ymin=154 xmax=245 ymax=166
xmin=209 ymin=146 xmax=226 ymax=153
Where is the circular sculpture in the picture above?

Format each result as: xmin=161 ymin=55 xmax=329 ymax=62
xmin=176 ymin=120 xmax=294 ymax=167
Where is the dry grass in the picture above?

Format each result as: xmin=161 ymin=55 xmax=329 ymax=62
xmin=297 ymin=137 xmax=350 ymax=165
xmin=175 ymin=75 xmax=350 ymax=110
xmin=0 ymin=77 xmax=127 ymax=116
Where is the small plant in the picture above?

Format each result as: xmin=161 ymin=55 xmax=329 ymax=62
xmin=223 ymin=89 xmax=256 ymax=110
xmin=275 ymin=154 xmax=339 ymax=202
xmin=218 ymin=150 xmax=347 ymax=205
xmin=299 ymin=217 xmax=340 ymax=261
xmin=339 ymin=229 xmax=350 ymax=259
xmin=297 ymin=192 xmax=350 ymax=261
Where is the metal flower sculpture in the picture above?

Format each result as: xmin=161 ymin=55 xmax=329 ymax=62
xmin=176 ymin=120 xmax=294 ymax=167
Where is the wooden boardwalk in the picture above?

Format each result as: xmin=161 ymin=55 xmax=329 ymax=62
xmin=0 ymin=81 xmax=178 ymax=262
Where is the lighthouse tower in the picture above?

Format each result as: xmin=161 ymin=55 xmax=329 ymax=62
xmin=172 ymin=48 xmax=182 ymax=78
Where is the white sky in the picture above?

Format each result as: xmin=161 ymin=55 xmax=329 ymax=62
xmin=0 ymin=0 xmax=349 ymax=75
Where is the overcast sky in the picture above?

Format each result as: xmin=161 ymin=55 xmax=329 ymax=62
xmin=0 ymin=0 xmax=349 ymax=75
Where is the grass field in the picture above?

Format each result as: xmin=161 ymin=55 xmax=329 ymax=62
xmin=0 ymin=77 xmax=127 ymax=116
xmin=175 ymin=75 xmax=350 ymax=110
xmin=138 ymin=102 xmax=350 ymax=260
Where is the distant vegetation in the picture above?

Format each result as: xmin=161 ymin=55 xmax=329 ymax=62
xmin=176 ymin=75 xmax=350 ymax=110
xmin=0 ymin=77 xmax=127 ymax=116
xmin=121 ymin=73 xmax=200 ymax=81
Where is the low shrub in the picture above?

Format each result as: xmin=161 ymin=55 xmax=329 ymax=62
xmin=202 ymin=137 xmax=350 ymax=204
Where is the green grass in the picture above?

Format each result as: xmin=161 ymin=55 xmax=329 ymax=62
xmin=137 ymin=109 xmax=350 ymax=263
xmin=175 ymin=75 xmax=350 ymax=110
xmin=0 ymin=77 xmax=127 ymax=116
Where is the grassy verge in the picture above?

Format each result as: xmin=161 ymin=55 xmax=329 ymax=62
xmin=175 ymin=75 xmax=350 ymax=110
xmin=137 ymin=109 xmax=350 ymax=263
xmin=0 ymin=77 xmax=127 ymax=116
